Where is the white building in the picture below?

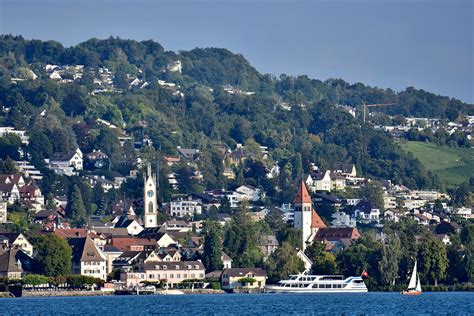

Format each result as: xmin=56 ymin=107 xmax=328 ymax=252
xmin=0 ymin=127 xmax=29 ymax=144
xmin=69 ymin=236 xmax=107 ymax=280
xmin=0 ymin=202 xmax=6 ymax=223
xmin=169 ymin=199 xmax=202 ymax=218
xmin=355 ymin=208 xmax=381 ymax=224
xmin=456 ymin=207 xmax=472 ymax=219
xmin=331 ymin=211 xmax=356 ymax=227
xmin=46 ymin=148 xmax=83 ymax=175
xmin=235 ymin=185 xmax=261 ymax=202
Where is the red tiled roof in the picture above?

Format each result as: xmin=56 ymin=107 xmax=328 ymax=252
xmin=54 ymin=228 xmax=87 ymax=239
xmin=315 ymin=227 xmax=360 ymax=241
xmin=311 ymin=209 xmax=327 ymax=229
xmin=294 ymin=181 xmax=312 ymax=204
xmin=109 ymin=237 xmax=157 ymax=252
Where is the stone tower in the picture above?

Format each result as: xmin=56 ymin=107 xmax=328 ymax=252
xmin=143 ymin=163 xmax=158 ymax=228
xmin=293 ymin=180 xmax=326 ymax=250
xmin=293 ymin=181 xmax=313 ymax=250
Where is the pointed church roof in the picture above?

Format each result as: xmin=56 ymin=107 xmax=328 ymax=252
xmin=311 ymin=209 xmax=327 ymax=229
xmin=294 ymin=181 xmax=312 ymax=204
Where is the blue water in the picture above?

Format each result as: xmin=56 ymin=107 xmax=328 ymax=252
xmin=1 ymin=292 xmax=473 ymax=315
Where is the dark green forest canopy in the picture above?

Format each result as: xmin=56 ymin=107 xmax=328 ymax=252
xmin=1 ymin=35 xmax=471 ymax=192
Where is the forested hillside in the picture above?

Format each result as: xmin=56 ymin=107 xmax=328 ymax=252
xmin=1 ymin=35 xmax=472 ymax=200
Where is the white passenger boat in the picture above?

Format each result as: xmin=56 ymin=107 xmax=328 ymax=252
xmin=265 ymin=273 xmax=368 ymax=293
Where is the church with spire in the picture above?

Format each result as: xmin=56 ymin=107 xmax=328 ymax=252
xmin=293 ymin=180 xmax=327 ymax=250
xmin=293 ymin=180 xmax=361 ymax=252
xmin=143 ymin=163 xmax=158 ymax=228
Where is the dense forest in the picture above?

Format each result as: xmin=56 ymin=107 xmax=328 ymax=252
xmin=0 ymin=35 xmax=472 ymax=202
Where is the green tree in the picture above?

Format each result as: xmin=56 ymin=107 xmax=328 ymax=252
xmin=33 ymin=234 xmax=72 ymax=276
xmin=0 ymin=134 xmax=22 ymax=160
xmin=22 ymin=274 xmax=50 ymax=287
xmin=359 ymin=182 xmax=385 ymax=211
xmin=265 ymin=242 xmax=304 ymax=283
xmin=68 ymin=184 xmax=87 ymax=226
xmin=417 ymin=233 xmax=448 ymax=285
xmin=202 ymin=221 xmax=224 ymax=272
xmin=305 ymin=241 xmax=337 ymax=275
xmin=378 ymin=233 xmax=402 ymax=285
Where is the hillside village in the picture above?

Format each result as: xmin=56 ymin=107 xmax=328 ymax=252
xmin=0 ymin=36 xmax=473 ymax=293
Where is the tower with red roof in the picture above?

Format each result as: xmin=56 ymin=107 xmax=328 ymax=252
xmin=293 ymin=180 xmax=326 ymax=250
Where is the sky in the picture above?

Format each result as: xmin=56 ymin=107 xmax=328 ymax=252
xmin=1 ymin=0 xmax=473 ymax=103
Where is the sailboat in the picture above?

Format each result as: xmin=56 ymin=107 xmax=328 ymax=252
xmin=401 ymin=260 xmax=422 ymax=295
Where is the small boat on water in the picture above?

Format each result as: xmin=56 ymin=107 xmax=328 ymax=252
xmin=401 ymin=260 xmax=422 ymax=295
xmin=265 ymin=273 xmax=368 ymax=293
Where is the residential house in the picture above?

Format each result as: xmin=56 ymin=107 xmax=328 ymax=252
xmin=333 ymin=163 xmax=357 ymax=178
xmin=69 ymin=236 xmax=107 ymax=280
xmin=222 ymin=252 xmax=232 ymax=269
xmin=257 ymin=235 xmax=279 ymax=259
xmin=161 ymin=220 xmax=192 ymax=232
xmin=331 ymin=211 xmax=356 ymax=228
xmin=384 ymin=209 xmax=405 ymax=223
xmin=0 ymin=247 xmax=33 ymax=279
xmin=177 ymin=147 xmax=200 ymax=160
xmin=46 ymin=148 xmax=83 ymax=175
xmin=84 ymin=175 xmax=116 ymax=192
xmin=0 ymin=233 xmax=34 ymax=257
xmin=314 ymin=227 xmax=361 ymax=252
xmin=169 ymin=198 xmax=202 ymax=218
xmin=436 ymin=234 xmax=452 ymax=246
xmin=164 ymin=156 xmax=180 ymax=166
xmin=33 ymin=207 xmax=68 ymax=231
xmin=235 ymin=185 xmax=261 ymax=202
xmin=108 ymin=237 xmax=158 ymax=252
xmin=0 ymin=202 xmax=6 ymax=223
xmin=0 ymin=183 xmax=20 ymax=204
xmin=312 ymin=170 xmax=332 ymax=192
xmin=121 ymin=260 xmax=205 ymax=287
xmin=86 ymin=150 xmax=109 ymax=168
xmin=330 ymin=173 xmax=347 ymax=191
xmin=221 ymin=268 xmax=267 ymax=290
xmin=0 ymin=127 xmax=29 ymax=144
xmin=112 ymin=216 xmax=144 ymax=236
xmin=101 ymin=245 xmax=123 ymax=275
xmin=0 ymin=173 xmax=26 ymax=188
xmin=353 ymin=200 xmax=381 ymax=224
xmin=455 ymin=207 xmax=472 ymax=219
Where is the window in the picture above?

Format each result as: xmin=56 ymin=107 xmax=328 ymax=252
xmin=148 ymin=202 xmax=154 ymax=213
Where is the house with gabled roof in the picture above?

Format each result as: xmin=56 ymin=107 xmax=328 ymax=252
xmin=0 ymin=247 xmax=33 ymax=279
xmin=333 ymin=163 xmax=357 ymax=178
xmin=177 ymin=146 xmax=200 ymax=160
xmin=46 ymin=148 xmax=83 ymax=176
xmin=112 ymin=215 xmax=143 ymax=236
xmin=68 ymin=236 xmax=107 ymax=280
xmin=221 ymin=268 xmax=267 ymax=290
xmin=0 ymin=232 xmax=34 ymax=257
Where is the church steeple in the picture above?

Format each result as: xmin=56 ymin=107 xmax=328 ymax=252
xmin=293 ymin=180 xmax=326 ymax=250
xmin=143 ymin=162 xmax=158 ymax=228
xmin=294 ymin=180 xmax=312 ymax=204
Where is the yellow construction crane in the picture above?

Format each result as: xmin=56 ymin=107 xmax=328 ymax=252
xmin=361 ymin=101 xmax=396 ymax=123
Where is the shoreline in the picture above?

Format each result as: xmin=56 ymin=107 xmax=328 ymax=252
xmin=3 ymin=288 xmax=468 ymax=298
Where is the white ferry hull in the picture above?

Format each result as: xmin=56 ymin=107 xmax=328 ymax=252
xmin=265 ymin=286 xmax=368 ymax=293
xmin=265 ymin=274 xmax=368 ymax=293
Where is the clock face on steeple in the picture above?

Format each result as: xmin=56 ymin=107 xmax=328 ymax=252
xmin=147 ymin=190 xmax=154 ymax=197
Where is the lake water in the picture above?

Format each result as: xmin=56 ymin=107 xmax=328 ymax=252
xmin=1 ymin=292 xmax=473 ymax=315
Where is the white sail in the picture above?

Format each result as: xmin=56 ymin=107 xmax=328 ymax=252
xmin=407 ymin=261 xmax=417 ymax=289
xmin=415 ymin=275 xmax=422 ymax=292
